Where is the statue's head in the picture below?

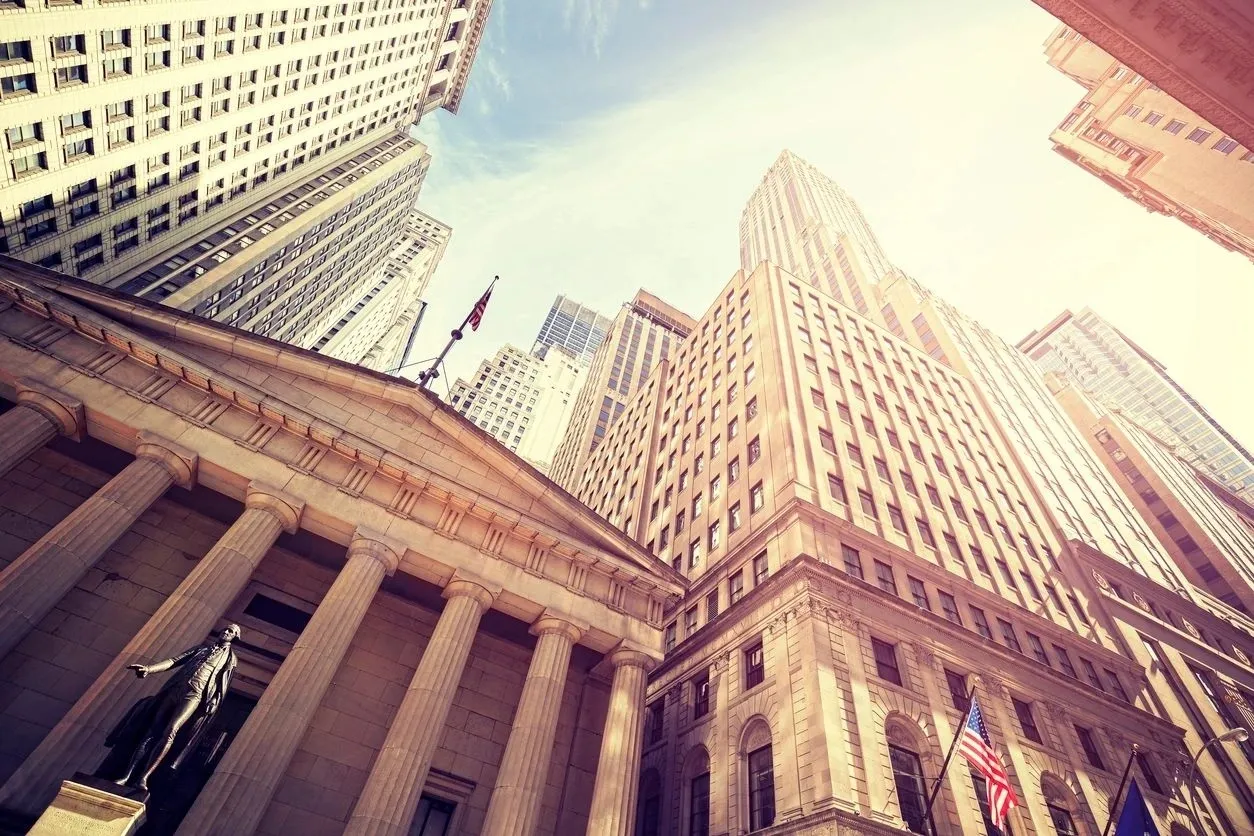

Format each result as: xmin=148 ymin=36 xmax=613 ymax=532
xmin=221 ymin=624 xmax=241 ymax=642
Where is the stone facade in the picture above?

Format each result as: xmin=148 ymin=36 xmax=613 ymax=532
xmin=0 ymin=253 xmax=684 ymax=836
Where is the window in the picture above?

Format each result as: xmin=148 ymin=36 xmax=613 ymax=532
xmin=1012 ymin=698 xmax=1042 ymax=743
xmin=1185 ymin=127 xmax=1212 ymax=143
xmin=752 ymin=553 xmax=768 ymax=584
xmin=729 ymin=502 xmax=742 ymax=532
xmin=971 ymin=770 xmax=999 ymax=836
xmin=0 ymin=41 xmax=32 ymax=63
xmin=744 ymin=641 xmax=765 ymax=689
xmin=748 ymin=436 xmax=761 ymax=464
xmin=750 ymin=482 xmax=764 ymax=513
xmin=970 ymin=607 xmax=992 ymax=639
xmin=693 ymin=670 xmax=711 ymax=719
xmin=1080 ymin=659 xmax=1104 ymax=691
xmin=689 ymin=771 xmax=710 ymax=836
xmin=1 ymin=73 xmax=36 ymax=97
xmin=1054 ymin=645 xmax=1077 ymax=678
xmin=55 ymin=65 xmax=88 ymax=87
xmin=5 ymin=122 xmax=40 ymax=148
xmin=842 ymin=545 xmax=863 ymax=579
xmin=819 ymin=429 xmax=836 ymax=454
xmin=887 ymin=504 xmax=906 ymax=533
xmin=998 ymin=619 xmax=1022 ymax=653
xmin=1104 ymin=669 xmax=1130 ymax=702
xmin=746 ymin=397 xmax=757 ymax=419
xmin=1213 ymin=136 xmax=1239 ymax=154
xmin=945 ymin=669 xmax=970 ymax=712
xmin=646 ymin=700 xmax=664 ymax=744
xmin=874 ymin=560 xmax=898 ymax=596
xmin=1026 ymin=633 xmax=1050 ymax=666
xmin=828 ymin=473 xmax=848 ymax=504
xmin=939 ymin=591 xmax=962 ymax=625
xmin=890 ymin=744 xmax=934 ymax=836
xmin=858 ymin=489 xmax=877 ymax=519
xmin=747 ymin=744 xmax=775 ymax=831
xmin=1163 ymin=119 xmax=1186 ymax=135
xmin=706 ymin=589 xmax=719 ymax=621
xmin=1075 ymin=725 xmax=1104 ymax=769
xmin=1135 ymin=751 xmax=1164 ymax=795
xmin=729 ymin=571 xmax=744 ymax=604
xmin=908 ymin=576 xmax=930 ymax=610
xmin=872 ymin=637 xmax=902 ymax=686
xmin=1048 ymin=804 xmax=1078 ymax=836
xmin=684 ymin=607 xmax=698 ymax=635
xmin=665 ymin=623 xmax=677 ymax=652
xmin=708 ymin=521 xmax=720 ymax=552
xmin=413 ymin=796 xmax=456 ymax=836
xmin=729 ymin=457 xmax=740 ymax=484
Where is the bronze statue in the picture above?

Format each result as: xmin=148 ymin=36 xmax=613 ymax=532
xmin=101 ymin=624 xmax=240 ymax=792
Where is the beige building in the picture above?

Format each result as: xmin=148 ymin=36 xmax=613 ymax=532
xmin=549 ymin=290 xmax=695 ymax=493
xmin=0 ymin=253 xmax=686 ymax=836
xmin=0 ymin=0 xmax=490 ymax=281
xmin=577 ymin=260 xmax=1235 ymax=835
xmin=448 ymin=343 xmax=588 ymax=474
xmin=1043 ymin=25 xmax=1254 ymax=263
xmin=314 ymin=207 xmax=451 ymax=372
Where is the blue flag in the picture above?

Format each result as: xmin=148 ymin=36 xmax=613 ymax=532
xmin=1114 ymin=780 xmax=1161 ymax=836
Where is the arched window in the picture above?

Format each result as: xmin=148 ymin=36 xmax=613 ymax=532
xmin=636 ymin=769 xmax=661 ymax=836
xmin=887 ymin=719 xmax=935 ymax=836
xmin=1042 ymin=774 xmax=1085 ymax=836
xmin=741 ymin=719 xmax=775 ymax=832
xmin=680 ymin=748 xmax=711 ymax=836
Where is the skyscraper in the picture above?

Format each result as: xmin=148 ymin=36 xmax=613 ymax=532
xmin=738 ymin=149 xmax=893 ymax=292
xmin=0 ymin=1 xmax=491 ymax=354
xmin=1043 ymin=25 xmax=1254 ymax=263
xmin=532 ymin=294 xmax=614 ymax=364
xmin=548 ymin=289 xmax=695 ymax=492
xmin=447 ymin=343 xmax=587 ymax=473
xmin=1020 ymin=307 xmax=1254 ymax=503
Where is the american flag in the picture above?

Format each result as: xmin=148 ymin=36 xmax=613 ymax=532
xmin=467 ymin=285 xmax=493 ymax=331
xmin=959 ymin=696 xmax=1019 ymax=830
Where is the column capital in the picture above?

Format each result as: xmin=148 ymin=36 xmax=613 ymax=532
xmin=443 ymin=573 xmax=498 ymax=610
xmin=134 ymin=431 xmax=197 ymax=489
xmin=530 ymin=611 xmax=584 ymax=643
xmin=607 ymin=645 xmax=659 ymax=673
xmin=245 ymin=481 xmax=305 ymax=534
xmin=16 ymin=378 xmax=85 ymax=440
xmin=348 ymin=527 xmax=403 ymax=576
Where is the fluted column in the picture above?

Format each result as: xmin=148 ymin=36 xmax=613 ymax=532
xmin=0 ymin=432 xmax=195 ymax=661
xmin=586 ymin=648 xmax=654 ymax=836
xmin=0 ymin=483 xmax=302 ymax=816
xmin=0 ymin=379 xmax=86 ymax=480
xmin=176 ymin=529 xmax=401 ymax=836
xmin=344 ymin=577 xmax=496 ymax=836
xmin=480 ymin=614 xmax=583 ymax=836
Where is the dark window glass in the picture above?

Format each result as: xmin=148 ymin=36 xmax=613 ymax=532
xmin=1075 ymin=725 xmax=1104 ymax=769
xmin=971 ymin=607 xmax=992 ymax=639
xmin=744 ymin=641 xmax=765 ymax=689
xmin=413 ymin=795 xmax=456 ymax=836
xmin=908 ymin=576 xmax=930 ymax=610
xmin=874 ymin=560 xmax=898 ymax=596
xmin=872 ymin=637 xmax=902 ymax=686
xmin=945 ymin=669 xmax=970 ymax=712
xmin=970 ymin=770 xmax=1000 ymax=836
xmin=747 ymin=745 xmax=776 ymax=831
xmin=890 ymin=744 xmax=935 ymax=835
xmin=842 ymin=544 xmax=863 ymax=579
xmin=689 ymin=772 xmax=710 ymax=836
xmin=1012 ymin=698 xmax=1042 ymax=743
xmin=646 ymin=700 xmax=664 ymax=744
xmin=693 ymin=671 xmax=710 ymax=719
xmin=1048 ymin=804 xmax=1078 ymax=836
xmin=1135 ymin=752 xmax=1163 ymax=795
xmin=939 ymin=592 xmax=962 ymax=625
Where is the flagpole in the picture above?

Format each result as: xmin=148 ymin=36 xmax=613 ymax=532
xmin=1100 ymin=744 xmax=1139 ymax=836
xmin=416 ymin=276 xmax=498 ymax=390
xmin=921 ymin=679 xmax=979 ymax=835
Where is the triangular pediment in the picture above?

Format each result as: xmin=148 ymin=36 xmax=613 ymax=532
xmin=0 ymin=258 xmax=686 ymax=596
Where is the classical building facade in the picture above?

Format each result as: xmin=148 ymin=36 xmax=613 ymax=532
xmin=0 ymin=253 xmax=685 ymax=836
xmin=1031 ymin=0 xmax=1254 ymax=155
xmin=1042 ymin=26 xmax=1254 ymax=263
xmin=1020 ymin=308 xmax=1254 ymax=503
xmin=577 ymin=260 xmax=1234 ymax=836
xmin=549 ymin=290 xmax=695 ymax=493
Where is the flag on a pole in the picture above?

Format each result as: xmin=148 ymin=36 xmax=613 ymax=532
xmin=959 ymin=696 xmax=1019 ymax=830
xmin=468 ymin=285 xmax=493 ymax=331
xmin=1113 ymin=780 xmax=1161 ymax=836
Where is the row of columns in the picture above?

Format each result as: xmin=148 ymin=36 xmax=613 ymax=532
xmin=0 ymin=392 xmax=656 ymax=836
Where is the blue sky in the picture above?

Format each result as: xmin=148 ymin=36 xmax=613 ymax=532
xmin=408 ymin=0 xmax=1254 ymax=446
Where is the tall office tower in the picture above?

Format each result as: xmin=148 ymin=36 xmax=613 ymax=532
xmin=0 ymin=0 xmax=491 ymax=279
xmin=532 ymin=294 xmax=614 ymax=364
xmin=738 ymin=149 xmax=894 ymax=300
xmin=116 ymin=132 xmax=432 ymax=348
xmin=447 ymin=343 xmax=587 ymax=473
xmin=313 ymin=207 xmax=451 ymax=371
xmin=1043 ymin=25 xmax=1254 ymax=263
xmin=1049 ymin=380 xmax=1254 ymax=614
xmin=548 ymin=289 xmax=695 ymax=492
xmin=578 ymin=262 xmax=1225 ymax=836
xmin=1020 ymin=308 xmax=1254 ymax=504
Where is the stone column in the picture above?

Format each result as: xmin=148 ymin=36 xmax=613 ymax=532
xmin=586 ymin=648 xmax=654 ymax=836
xmin=0 ymin=379 xmax=84 ymax=479
xmin=344 ymin=576 xmax=496 ymax=836
xmin=0 ymin=483 xmax=303 ymax=816
xmin=175 ymin=529 xmax=401 ymax=836
xmin=480 ymin=614 xmax=582 ymax=836
xmin=0 ymin=432 xmax=196 ymax=662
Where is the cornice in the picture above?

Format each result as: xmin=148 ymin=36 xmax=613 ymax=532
xmin=0 ymin=272 xmax=684 ymax=623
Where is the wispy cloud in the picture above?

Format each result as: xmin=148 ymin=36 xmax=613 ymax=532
xmin=561 ymin=0 xmax=651 ymax=56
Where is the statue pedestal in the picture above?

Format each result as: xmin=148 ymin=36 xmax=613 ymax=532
xmin=28 ymin=774 xmax=147 ymax=836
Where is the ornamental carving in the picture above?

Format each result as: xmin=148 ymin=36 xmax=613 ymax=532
xmin=1092 ymin=570 xmax=1110 ymax=592
xmin=1180 ymin=618 xmax=1201 ymax=640
xmin=1233 ymin=645 xmax=1251 ymax=666
xmin=1132 ymin=591 xmax=1150 ymax=611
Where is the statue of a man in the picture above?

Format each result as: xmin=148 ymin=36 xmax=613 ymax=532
xmin=102 ymin=624 xmax=240 ymax=792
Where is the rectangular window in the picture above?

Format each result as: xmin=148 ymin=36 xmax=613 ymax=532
xmin=945 ymin=669 xmax=970 ymax=712
xmin=729 ymin=571 xmax=744 ymax=604
xmin=646 ymin=700 xmax=664 ymax=744
xmin=747 ymin=745 xmax=775 ymax=831
xmin=1080 ymin=658 xmax=1105 ymax=691
xmin=1163 ymin=118 xmax=1186 ymax=135
xmin=689 ymin=772 xmax=710 ymax=836
xmin=706 ymin=589 xmax=719 ymax=621
xmin=748 ymin=436 xmax=761 ymax=464
xmin=970 ymin=607 xmax=992 ymax=639
xmin=858 ymin=489 xmax=877 ymax=519
xmin=744 ymin=641 xmax=765 ymax=689
xmin=874 ymin=560 xmax=898 ymax=596
xmin=664 ymin=623 xmax=676 ymax=652
xmin=1013 ymin=698 xmax=1042 ymax=743
xmin=939 ymin=592 xmax=962 ymax=625
xmin=753 ymin=553 xmax=769 ymax=585
xmin=1075 ymin=725 xmax=1105 ymax=769
xmin=750 ymin=482 xmax=764 ymax=513
xmin=693 ymin=670 xmax=711 ymax=719
xmin=1185 ymin=127 xmax=1212 ymax=143
xmin=828 ymin=473 xmax=848 ymax=504
xmin=1054 ymin=645 xmax=1077 ymax=678
xmin=1026 ymin=632 xmax=1050 ymax=666
xmin=887 ymin=504 xmax=906 ymax=533
xmin=1104 ymin=669 xmax=1130 ymax=702
xmin=842 ymin=545 xmax=863 ymax=579
xmin=729 ymin=502 xmax=742 ymax=532
xmin=998 ymin=618 xmax=1022 ymax=653
xmin=871 ymin=637 xmax=902 ymax=686
xmin=908 ymin=576 xmax=930 ymax=610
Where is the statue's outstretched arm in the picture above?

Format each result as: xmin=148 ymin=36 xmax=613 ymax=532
xmin=127 ymin=647 xmax=197 ymax=678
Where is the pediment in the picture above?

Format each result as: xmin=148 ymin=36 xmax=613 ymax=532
xmin=0 ymin=259 xmax=685 ymax=596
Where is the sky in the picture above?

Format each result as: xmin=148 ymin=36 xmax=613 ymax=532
xmin=406 ymin=0 xmax=1254 ymax=449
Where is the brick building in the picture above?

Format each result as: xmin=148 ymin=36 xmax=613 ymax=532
xmin=0 ymin=253 xmax=684 ymax=836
